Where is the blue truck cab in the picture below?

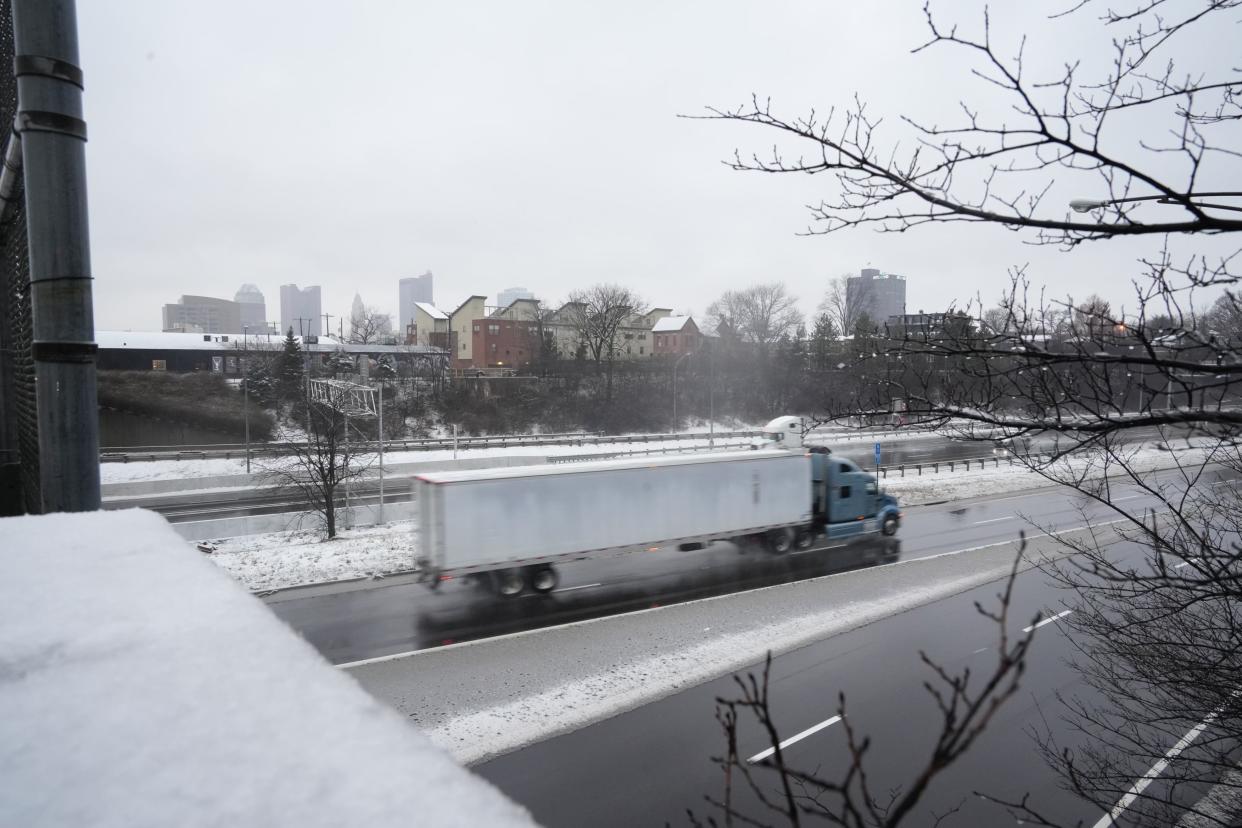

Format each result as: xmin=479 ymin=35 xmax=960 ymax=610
xmin=809 ymin=448 xmax=901 ymax=538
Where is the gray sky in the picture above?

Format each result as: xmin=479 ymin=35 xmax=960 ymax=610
xmin=78 ymin=1 xmax=1241 ymax=331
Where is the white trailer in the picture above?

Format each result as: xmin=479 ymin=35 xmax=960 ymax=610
xmin=415 ymin=450 xmax=812 ymax=596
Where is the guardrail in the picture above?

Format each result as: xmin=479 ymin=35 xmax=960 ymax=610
xmin=877 ymin=452 xmax=1051 ymax=478
xmin=547 ymin=440 xmax=755 ymax=464
xmin=101 ymin=429 xmax=763 ymax=463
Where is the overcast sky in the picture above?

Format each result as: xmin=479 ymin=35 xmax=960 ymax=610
xmin=78 ymin=1 xmax=1241 ymax=331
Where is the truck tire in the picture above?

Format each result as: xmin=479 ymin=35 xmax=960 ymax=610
xmin=765 ymin=528 xmax=795 ymax=554
xmin=528 ymin=565 xmax=558 ymax=594
xmin=794 ymin=529 xmax=815 ymax=550
xmin=494 ymin=569 xmax=526 ymax=597
xmin=881 ymin=515 xmax=899 ymax=536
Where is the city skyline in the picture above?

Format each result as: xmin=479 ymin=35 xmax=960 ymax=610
xmin=78 ymin=2 xmax=1238 ymax=333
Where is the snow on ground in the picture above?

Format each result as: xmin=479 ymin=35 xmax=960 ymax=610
xmin=206 ymin=520 xmax=417 ymax=593
xmin=884 ymin=441 xmax=1217 ymax=506
xmin=0 ymin=509 xmax=533 ymax=827
xmin=206 ymin=440 xmax=1219 ymax=593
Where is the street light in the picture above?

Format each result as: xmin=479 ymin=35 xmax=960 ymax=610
xmin=242 ymin=326 xmax=251 ymax=474
xmin=1070 ymin=192 xmax=1242 ymax=213
xmin=672 ymin=351 xmax=693 ymax=433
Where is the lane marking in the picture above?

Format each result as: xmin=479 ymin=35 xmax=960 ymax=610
xmin=1112 ymin=495 xmax=1141 ymax=501
xmin=1092 ymin=702 xmax=1231 ymax=828
xmin=748 ymin=715 xmax=843 ymax=764
xmin=1211 ymin=480 xmax=1238 ymax=487
xmin=974 ymin=516 xmax=1015 ymax=525
xmin=1023 ymin=609 xmax=1073 ymax=633
xmin=972 ymin=647 xmax=989 ymax=655
xmin=553 ymin=583 xmax=602 ymax=594
xmin=1174 ymin=561 xmax=1192 ymax=570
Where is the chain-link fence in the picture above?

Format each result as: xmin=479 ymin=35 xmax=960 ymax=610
xmin=0 ymin=0 xmax=39 ymax=515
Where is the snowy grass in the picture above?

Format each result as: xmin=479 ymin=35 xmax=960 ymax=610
xmin=884 ymin=440 xmax=1216 ymax=506
xmin=203 ymin=521 xmax=416 ymax=593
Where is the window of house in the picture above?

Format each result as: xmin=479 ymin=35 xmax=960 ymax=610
xmin=490 ymin=343 xmax=497 ymax=353
xmin=639 ymin=346 xmax=644 ymax=355
xmin=151 ymin=359 xmax=166 ymax=371
xmin=624 ymin=332 xmax=633 ymax=340
xmin=488 ymin=324 xmax=499 ymax=335
xmin=473 ymin=325 xmax=480 ymax=333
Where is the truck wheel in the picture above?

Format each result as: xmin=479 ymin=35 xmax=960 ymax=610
xmin=881 ymin=515 xmax=899 ymax=536
xmin=528 ymin=565 xmax=558 ymax=594
xmin=794 ymin=530 xmax=815 ymax=550
xmin=495 ymin=569 xmax=526 ymax=597
xmin=765 ymin=528 xmax=795 ymax=555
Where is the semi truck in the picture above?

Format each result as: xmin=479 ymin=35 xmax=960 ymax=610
xmin=414 ymin=419 xmax=901 ymax=597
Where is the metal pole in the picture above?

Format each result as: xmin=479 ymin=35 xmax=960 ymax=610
xmin=377 ymin=383 xmax=384 ymax=524
xmin=13 ymin=0 xmax=100 ymax=511
xmin=672 ymin=351 xmax=691 ymax=432
xmin=242 ymin=357 xmax=251 ymax=474
xmin=708 ymin=346 xmax=714 ymax=449
xmin=453 ymin=423 xmax=458 ymax=459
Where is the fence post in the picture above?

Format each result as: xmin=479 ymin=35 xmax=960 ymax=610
xmin=14 ymin=0 xmax=100 ymax=511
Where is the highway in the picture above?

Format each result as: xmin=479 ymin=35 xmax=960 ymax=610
xmin=107 ymin=430 xmax=1105 ymax=523
xmin=262 ymin=461 xmax=1228 ymax=824
xmin=269 ymin=463 xmax=1207 ymax=665
xmin=473 ymin=537 xmax=1182 ymax=827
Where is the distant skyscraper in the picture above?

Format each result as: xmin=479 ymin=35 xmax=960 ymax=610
xmin=399 ymin=271 xmax=434 ymax=333
xmin=846 ymin=269 xmax=906 ymax=332
xmin=497 ymin=286 xmax=534 ymax=309
xmin=161 ymin=295 xmax=242 ymax=334
xmin=279 ymin=284 xmax=322 ymax=338
xmin=233 ymin=284 xmax=274 ymax=333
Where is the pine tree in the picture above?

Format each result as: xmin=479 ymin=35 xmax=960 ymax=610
xmin=277 ymin=328 xmax=305 ymax=402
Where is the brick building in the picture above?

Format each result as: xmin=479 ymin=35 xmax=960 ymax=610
xmin=651 ymin=316 xmax=701 ymax=355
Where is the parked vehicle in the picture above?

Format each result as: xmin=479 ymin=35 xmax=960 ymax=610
xmin=414 ymin=432 xmax=901 ymax=597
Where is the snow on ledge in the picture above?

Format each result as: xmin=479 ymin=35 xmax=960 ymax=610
xmin=0 ymin=509 xmax=532 ymax=828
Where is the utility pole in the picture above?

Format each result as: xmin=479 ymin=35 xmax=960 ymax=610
xmin=14 ymin=0 xmax=100 ymax=511
xmin=321 ymin=313 xmax=334 ymax=341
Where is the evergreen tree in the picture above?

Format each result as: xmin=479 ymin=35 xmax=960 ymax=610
xmin=277 ymin=328 xmax=305 ymax=402
xmin=809 ymin=313 xmax=839 ymax=371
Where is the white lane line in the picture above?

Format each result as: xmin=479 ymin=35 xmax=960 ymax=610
xmin=1112 ymin=495 xmax=1141 ymax=501
xmin=748 ymin=715 xmax=843 ymax=764
xmin=974 ymin=516 xmax=1015 ymax=525
xmin=553 ymin=583 xmax=602 ymax=593
xmin=1092 ymin=704 xmax=1229 ymax=828
xmin=972 ymin=647 xmax=989 ymax=655
xmin=1211 ymin=480 xmax=1238 ymax=487
xmin=1174 ymin=561 xmax=1192 ymax=570
xmin=1023 ymin=609 xmax=1073 ymax=633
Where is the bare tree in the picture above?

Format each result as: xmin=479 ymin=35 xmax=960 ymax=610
xmin=689 ymin=1 xmax=1242 ymax=824
xmin=707 ymin=282 xmax=804 ymax=350
xmin=349 ymin=305 xmax=390 ymax=345
xmin=695 ymin=548 xmax=1039 ymax=827
xmin=692 ymin=5 xmax=1241 ymax=247
xmin=820 ymin=275 xmax=870 ymax=338
xmin=565 ymin=284 xmax=647 ymax=401
xmin=261 ymin=380 xmax=375 ymax=539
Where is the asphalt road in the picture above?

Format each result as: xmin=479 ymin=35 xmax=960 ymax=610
xmin=269 ymin=464 xmax=1213 ymax=666
xmin=472 ymin=536 xmax=1185 ymax=827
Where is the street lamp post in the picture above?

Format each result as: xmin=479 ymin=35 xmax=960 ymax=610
xmin=672 ymin=351 xmax=693 ymax=433
xmin=242 ymin=326 xmax=251 ymax=474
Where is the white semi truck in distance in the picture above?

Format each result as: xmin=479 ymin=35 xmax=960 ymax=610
xmin=414 ymin=417 xmax=901 ymax=597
